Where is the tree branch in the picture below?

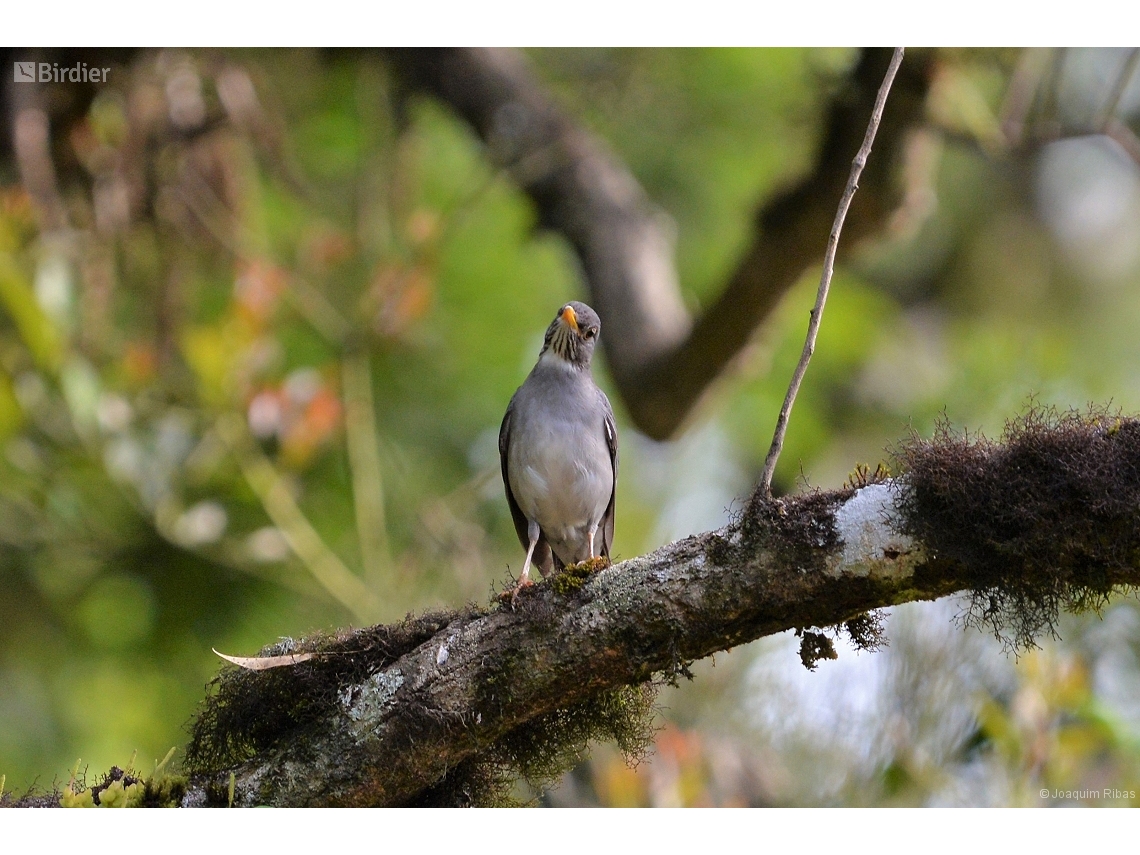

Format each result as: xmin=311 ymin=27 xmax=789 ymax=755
xmin=180 ymin=408 xmax=1140 ymax=806
xmin=181 ymin=482 xmax=935 ymax=807
xmin=384 ymin=48 xmax=932 ymax=439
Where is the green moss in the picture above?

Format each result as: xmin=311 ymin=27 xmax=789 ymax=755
xmin=58 ymin=752 xmax=186 ymax=808
xmin=186 ymin=595 xmax=659 ymax=806
xmin=143 ymin=772 xmax=189 ymax=807
xmin=414 ymin=682 xmax=659 ymax=807
xmin=184 ymin=610 xmax=475 ymax=775
xmin=60 ymin=784 xmax=96 ymax=808
xmin=96 ymin=778 xmax=145 ymax=807
xmin=843 ymin=461 xmax=891 ymax=489
xmin=548 ymin=558 xmax=607 ymax=596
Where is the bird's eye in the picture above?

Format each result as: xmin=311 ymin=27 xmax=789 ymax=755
xmin=585 ymin=326 xmax=598 ymax=339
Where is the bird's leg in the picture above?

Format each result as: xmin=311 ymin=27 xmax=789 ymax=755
xmin=585 ymin=523 xmax=609 ymax=570
xmin=510 ymin=520 xmax=541 ymax=607
xmin=518 ymin=539 xmax=537 ymax=585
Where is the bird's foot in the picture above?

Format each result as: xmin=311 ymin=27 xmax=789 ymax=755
xmin=499 ymin=577 xmax=535 ymax=609
xmin=572 ymin=556 xmax=611 ymax=573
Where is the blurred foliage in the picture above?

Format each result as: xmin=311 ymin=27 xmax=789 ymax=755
xmin=546 ymin=606 xmax=1140 ymax=807
xmin=2 ymin=47 xmax=1140 ymax=806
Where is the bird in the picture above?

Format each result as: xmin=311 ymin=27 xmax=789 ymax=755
xmin=499 ymin=301 xmax=618 ymax=602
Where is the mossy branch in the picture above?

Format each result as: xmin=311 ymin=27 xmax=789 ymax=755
xmin=177 ymin=407 xmax=1140 ymax=807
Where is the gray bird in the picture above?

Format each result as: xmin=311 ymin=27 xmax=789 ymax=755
xmin=499 ymin=301 xmax=618 ymax=599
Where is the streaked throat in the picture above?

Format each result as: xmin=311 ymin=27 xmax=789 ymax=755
xmin=542 ymin=322 xmax=584 ymax=369
xmin=538 ymin=346 xmax=580 ymax=373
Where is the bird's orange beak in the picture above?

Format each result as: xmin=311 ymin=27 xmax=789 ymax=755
xmin=559 ymin=305 xmax=579 ymax=331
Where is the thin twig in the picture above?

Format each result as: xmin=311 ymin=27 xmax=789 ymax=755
xmin=1038 ymin=48 xmax=1067 ymax=135
xmin=1000 ymin=48 xmax=1050 ymax=146
xmin=342 ymin=348 xmax=392 ymax=589
xmin=758 ymin=48 xmax=905 ymax=498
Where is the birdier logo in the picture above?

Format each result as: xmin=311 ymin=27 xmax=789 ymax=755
xmin=13 ymin=61 xmax=109 ymax=83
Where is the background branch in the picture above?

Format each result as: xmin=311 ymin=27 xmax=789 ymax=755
xmin=342 ymin=348 xmax=391 ymax=589
xmin=385 ymin=48 xmax=933 ymax=440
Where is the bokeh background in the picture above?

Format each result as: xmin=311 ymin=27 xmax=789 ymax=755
xmin=2 ymin=47 xmax=1140 ymax=806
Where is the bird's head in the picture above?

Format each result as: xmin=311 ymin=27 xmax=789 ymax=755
xmin=541 ymin=301 xmax=601 ymax=369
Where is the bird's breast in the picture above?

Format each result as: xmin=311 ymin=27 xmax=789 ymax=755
xmin=507 ymin=382 xmax=612 ymax=539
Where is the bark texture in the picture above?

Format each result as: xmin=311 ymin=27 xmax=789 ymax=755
xmin=182 ymin=483 xmax=930 ymax=806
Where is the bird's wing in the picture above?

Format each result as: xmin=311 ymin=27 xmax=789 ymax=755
xmin=499 ymin=395 xmax=554 ymax=574
xmin=499 ymin=397 xmax=530 ymax=551
xmin=599 ymin=388 xmax=618 ymax=558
